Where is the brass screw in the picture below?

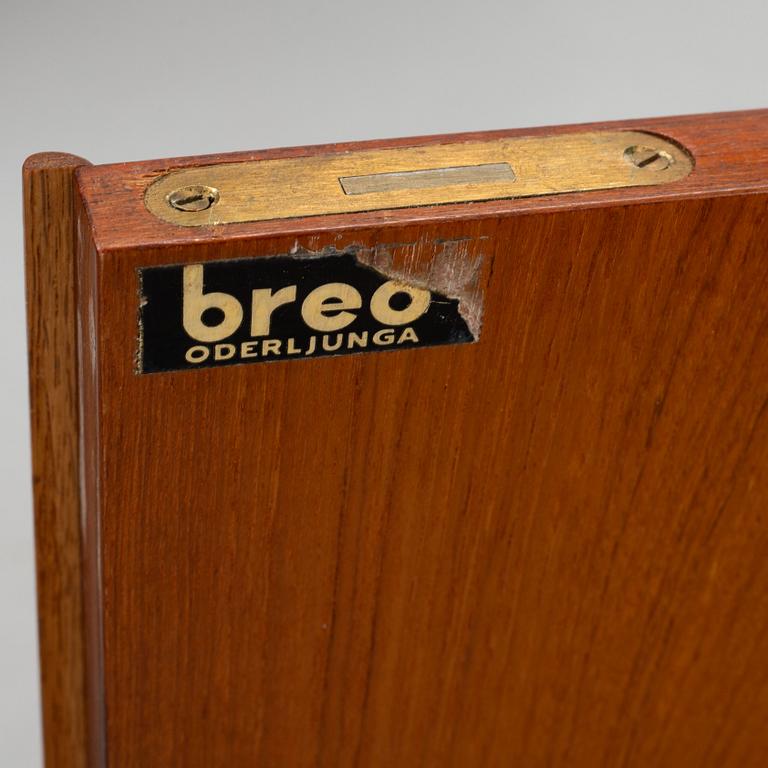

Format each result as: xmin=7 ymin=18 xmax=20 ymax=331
xmin=167 ymin=185 xmax=220 ymax=212
xmin=624 ymin=146 xmax=674 ymax=171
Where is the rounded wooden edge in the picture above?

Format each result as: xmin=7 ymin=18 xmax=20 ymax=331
xmin=24 ymin=150 xmax=94 ymax=768
xmin=23 ymin=152 xmax=91 ymax=173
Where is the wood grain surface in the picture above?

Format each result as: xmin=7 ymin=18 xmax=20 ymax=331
xmin=77 ymin=109 xmax=768 ymax=250
xmin=30 ymin=110 xmax=768 ymax=767
xmin=24 ymin=153 xmax=91 ymax=768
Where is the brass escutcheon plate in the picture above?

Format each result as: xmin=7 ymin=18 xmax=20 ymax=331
xmin=144 ymin=130 xmax=693 ymax=227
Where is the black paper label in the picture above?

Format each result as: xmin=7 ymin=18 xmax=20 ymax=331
xmin=137 ymin=251 xmax=474 ymax=373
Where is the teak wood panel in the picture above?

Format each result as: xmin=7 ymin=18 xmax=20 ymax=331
xmin=77 ymin=109 xmax=768 ymax=250
xmin=24 ymin=153 xmax=91 ymax=768
xmin=85 ymin=204 xmax=768 ymax=766
xmin=26 ymin=110 xmax=768 ymax=767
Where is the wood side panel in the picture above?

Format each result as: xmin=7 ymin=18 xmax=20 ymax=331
xmin=75 ymin=202 xmax=107 ymax=768
xmin=24 ymin=153 xmax=91 ymax=768
xmin=80 ymin=190 xmax=768 ymax=766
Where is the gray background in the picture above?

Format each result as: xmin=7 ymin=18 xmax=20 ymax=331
xmin=1 ymin=0 xmax=766 ymax=763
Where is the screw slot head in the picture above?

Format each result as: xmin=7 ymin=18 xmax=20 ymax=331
xmin=624 ymin=145 xmax=675 ymax=172
xmin=167 ymin=185 xmax=220 ymax=212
